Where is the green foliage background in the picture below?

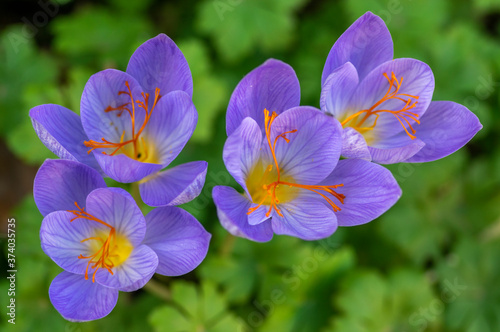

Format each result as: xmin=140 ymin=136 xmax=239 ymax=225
xmin=1 ymin=0 xmax=499 ymax=331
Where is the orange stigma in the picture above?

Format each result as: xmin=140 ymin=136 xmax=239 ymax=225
xmin=247 ymin=109 xmax=345 ymax=218
xmin=84 ymin=81 xmax=161 ymax=161
xmin=67 ymin=202 xmax=117 ymax=283
xmin=340 ymin=72 xmax=420 ymax=139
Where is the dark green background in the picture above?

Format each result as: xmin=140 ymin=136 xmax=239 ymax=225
xmin=1 ymin=0 xmax=499 ymax=331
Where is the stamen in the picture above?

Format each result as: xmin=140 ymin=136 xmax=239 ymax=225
xmin=340 ymin=72 xmax=420 ymax=139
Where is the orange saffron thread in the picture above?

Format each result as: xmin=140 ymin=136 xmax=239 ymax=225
xmin=340 ymin=72 xmax=420 ymax=139
xmin=84 ymin=82 xmax=161 ymax=158
xmin=67 ymin=202 xmax=116 ymax=282
xmin=247 ymin=109 xmax=345 ymax=218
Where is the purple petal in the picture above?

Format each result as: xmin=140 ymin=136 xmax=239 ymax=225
xmin=247 ymin=205 xmax=269 ymax=226
xmin=127 ymin=34 xmax=193 ymax=98
xmin=322 ymin=12 xmax=393 ymax=84
xmin=95 ymin=244 xmax=158 ymax=290
xmin=341 ymin=127 xmax=372 ymax=160
xmin=93 ymin=153 xmax=163 ymax=183
xmin=368 ymin=139 xmax=425 ymax=164
xmin=143 ymin=90 xmax=198 ymax=167
xmin=406 ymin=101 xmax=482 ymax=163
xmin=34 ymin=159 xmax=106 ymax=216
xmin=267 ymin=107 xmax=342 ymax=184
xmin=320 ymin=62 xmax=359 ymax=118
xmin=143 ymin=206 xmax=211 ymax=276
xmin=212 ymin=186 xmax=273 ymax=242
xmin=271 ymin=196 xmax=337 ymax=240
xmin=140 ymin=161 xmax=208 ymax=207
xmin=85 ymin=188 xmax=146 ymax=246
xmin=40 ymin=211 xmax=103 ymax=275
xmin=223 ymin=117 xmax=262 ymax=194
xmin=29 ymin=104 xmax=101 ymax=172
xmin=318 ymin=159 xmax=401 ymax=226
xmin=49 ymin=271 xmax=118 ymax=322
xmin=226 ymin=59 xmax=300 ymax=136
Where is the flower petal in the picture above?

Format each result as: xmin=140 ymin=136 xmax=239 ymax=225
xmin=85 ymin=188 xmax=146 ymax=246
xmin=143 ymin=90 xmax=198 ymax=167
xmin=368 ymin=139 xmax=425 ymax=164
xmin=143 ymin=206 xmax=211 ymax=276
xmin=49 ymin=271 xmax=119 ymax=322
xmin=226 ymin=59 xmax=300 ymax=136
xmin=140 ymin=161 xmax=208 ymax=207
xmin=93 ymin=153 xmax=163 ymax=183
xmin=406 ymin=101 xmax=482 ymax=163
xmin=322 ymin=12 xmax=393 ymax=84
xmin=271 ymin=196 xmax=338 ymax=240
xmin=34 ymin=159 xmax=106 ymax=216
xmin=212 ymin=186 xmax=273 ymax=242
xmin=341 ymin=127 xmax=372 ymax=160
xmin=268 ymin=107 xmax=342 ymax=184
xmin=318 ymin=159 xmax=401 ymax=226
xmin=95 ymin=244 xmax=158 ymax=290
xmin=127 ymin=34 xmax=193 ymax=98
xmin=30 ymin=104 xmax=101 ymax=172
xmin=320 ymin=62 xmax=359 ymax=118
xmin=223 ymin=117 xmax=262 ymax=194
xmin=40 ymin=211 xmax=102 ymax=275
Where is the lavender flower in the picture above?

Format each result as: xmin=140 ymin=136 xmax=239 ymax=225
xmin=30 ymin=34 xmax=207 ymax=206
xmin=34 ymin=159 xmax=211 ymax=321
xmin=320 ymin=12 xmax=482 ymax=164
xmin=213 ymin=60 xmax=401 ymax=241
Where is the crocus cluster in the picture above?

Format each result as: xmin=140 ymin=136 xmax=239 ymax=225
xmin=30 ymin=35 xmax=211 ymax=321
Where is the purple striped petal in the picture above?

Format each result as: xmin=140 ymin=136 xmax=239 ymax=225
xmin=49 ymin=271 xmax=119 ymax=322
xmin=93 ymin=153 xmax=163 ymax=183
xmin=34 ymin=159 xmax=106 ymax=216
xmin=226 ymin=59 xmax=300 ymax=136
xmin=143 ymin=207 xmax=211 ymax=276
xmin=341 ymin=127 xmax=372 ymax=160
xmin=139 ymin=161 xmax=208 ymax=207
xmin=143 ymin=90 xmax=198 ymax=167
xmin=318 ymin=159 xmax=401 ymax=226
xmin=94 ymin=244 xmax=158 ymax=290
xmin=127 ymin=34 xmax=193 ymax=98
xmin=85 ymin=188 xmax=146 ymax=246
xmin=29 ymin=104 xmax=101 ymax=172
xmin=368 ymin=139 xmax=425 ymax=164
xmin=213 ymin=186 xmax=273 ymax=242
xmin=320 ymin=62 xmax=359 ymax=118
xmin=322 ymin=12 xmax=393 ymax=84
xmin=406 ymin=101 xmax=482 ymax=163
xmin=271 ymin=196 xmax=337 ymax=240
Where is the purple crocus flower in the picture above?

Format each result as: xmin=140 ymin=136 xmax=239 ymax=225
xmin=320 ymin=12 xmax=482 ymax=164
xmin=30 ymin=34 xmax=207 ymax=206
xmin=213 ymin=60 xmax=401 ymax=241
xmin=34 ymin=159 xmax=211 ymax=321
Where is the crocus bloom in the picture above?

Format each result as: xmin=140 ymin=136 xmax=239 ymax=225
xmin=30 ymin=34 xmax=207 ymax=206
xmin=34 ymin=159 xmax=211 ymax=321
xmin=213 ymin=60 xmax=401 ymax=241
xmin=320 ymin=12 xmax=482 ymax=164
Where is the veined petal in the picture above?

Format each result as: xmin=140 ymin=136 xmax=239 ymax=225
xmin=85 ymin=188 xmax=146 ymax=246
xmin=29 ymin=104 xmax=101 ymax=172
xmin=223 ymin=117 xmax=262 ymax=194
xmin=34 ymin=159 xmax=106 ymax=217
xmin=368 ymin=139 xmax=425 ymax=164
xmin=95 ymin=244 xmax=158 ymax=290
xmin=226 ymin=59 xmax=300 ymax=136
xmin=322 ymin=12 xmax=393 ymax=84
xmin=143 ymin=90 xmax=197 ymax=167
xmin=127 ymin=34 xmax=193 ymax=98
xmin=143 ymin=207 xmax=211 ymax=276
xmin=139 ymin=161 xmax=208 ymax=207
xmin=271 ymin=196 xmax=337 ymax=240
xmin=341 ymin=127 xmax=372 ymax=160
xmin=406 ymin=101 xmax=482 ymax=163
xmin=49 ymin=271 xmax=119 ymax=322
xmin=268 ymin=107 xmax=342 ymax=184
xmin=320 ymin=62 xmax=359 ymax=118
xmin=40 ymin=211 xmax=102 ymax=275
xmin=318 ymin=159 xmax=401 ymax=226
xmin=213 ymin=186 xmax=273 ymax=242
xmin=93 ymin=153 xmax=163 ymax=183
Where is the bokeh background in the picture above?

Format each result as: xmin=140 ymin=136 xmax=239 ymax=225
xmin=1 ymin=0 xmax=500 ymax=331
